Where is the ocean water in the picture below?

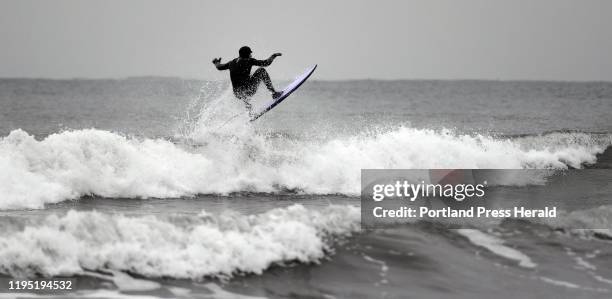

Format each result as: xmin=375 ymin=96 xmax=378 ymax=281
xmin=0 ymin=78 xmax=611 ymax=298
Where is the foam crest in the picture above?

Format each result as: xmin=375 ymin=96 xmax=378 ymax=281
xmin=0 ymin=204 xmax=360 ymax=278
xmin=0 ymin=127 xmax=609 ymax=209
xmin=0 ymin=129 xmax=215 ymax=209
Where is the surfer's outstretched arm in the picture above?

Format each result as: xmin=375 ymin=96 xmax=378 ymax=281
xmin=212 ymin=58 xmax=230 ymax=70
xmin=252 ymin=53 xmax=282 ymax=67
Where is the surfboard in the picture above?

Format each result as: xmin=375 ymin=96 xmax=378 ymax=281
xmin=250 ymin=65 xmax=317 ymax=121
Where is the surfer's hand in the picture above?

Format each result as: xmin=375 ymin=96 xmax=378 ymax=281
xmin=271 ymin=53 xmax=282 ymax=58
xmin=212 ymin=58 xmax=221 ymax=64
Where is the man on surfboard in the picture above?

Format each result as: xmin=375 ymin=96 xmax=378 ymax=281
xmin=213 ymin=46 xmax=282 ymax=111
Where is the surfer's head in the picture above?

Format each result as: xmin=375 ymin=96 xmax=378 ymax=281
xmin=239 ymin=46 xmax=252 ymax=58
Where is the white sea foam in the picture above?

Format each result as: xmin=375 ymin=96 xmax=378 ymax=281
xmin=539 ymin=277 xmax=581 ymax=289
xmin=537 ymin=205 xmax=612 ymax=236
xmin=539 ymin=276 xmax=609 ymax=293
xmin=201 ymin=283 xmax=268 ymax=299
xmin=0 ymin=126 xmax=608 ymax=209
xmin=456 ymin=229 xmax=537 ymax=268
xmin=0 ymin=204 xmax=360 ymax=279
xmin=362 ymin=254 xmax=389 ymax=285
xmin=83 ymin=270 xmax=161 ymax=292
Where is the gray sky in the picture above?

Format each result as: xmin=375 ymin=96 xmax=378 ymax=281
xmin=1 ymin=0 xmax=611 ymax=81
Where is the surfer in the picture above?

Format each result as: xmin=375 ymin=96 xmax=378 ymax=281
xmin=213 ymin=46 xmax=282 ymax=111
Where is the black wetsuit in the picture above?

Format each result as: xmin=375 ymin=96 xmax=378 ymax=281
xmin=215 ymin=58 xmax=275 ymax=99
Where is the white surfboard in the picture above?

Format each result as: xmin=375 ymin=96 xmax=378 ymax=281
xmin=250 ymin=65 xmax=317 ymax=121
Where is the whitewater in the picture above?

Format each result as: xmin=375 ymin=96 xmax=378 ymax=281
xmin=0 ymin=204 xmax=360 ymax=278
xmin=0 ymin=126 xmax=608 ymax=210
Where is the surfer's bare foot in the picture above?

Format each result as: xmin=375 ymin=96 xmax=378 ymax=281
xmin=272 ymin=91 xmax=282 ymax=99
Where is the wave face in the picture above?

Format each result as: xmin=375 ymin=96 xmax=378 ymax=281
xmin=0 ymin=204 xmax=360 ymax=278
xmin=0 ymin=126 xmax=610 ymax=209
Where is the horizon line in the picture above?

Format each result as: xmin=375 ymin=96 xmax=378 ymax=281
xmin=0 ymin=75 xmax=611 ymax=84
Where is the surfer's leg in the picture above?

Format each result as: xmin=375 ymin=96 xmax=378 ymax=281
xmin=251 ymin=68 xmax=276 ymax=92
xmin=242 ymin=99 xmax=253 ymax=115
xmin=234 ymin=89 xmax=254 ymax=115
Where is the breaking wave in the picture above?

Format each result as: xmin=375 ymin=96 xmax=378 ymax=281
xmin=0 ymin=125 xmax=610 ymax=209
xmin=0 ymin=204 xmax=360 ymax=278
